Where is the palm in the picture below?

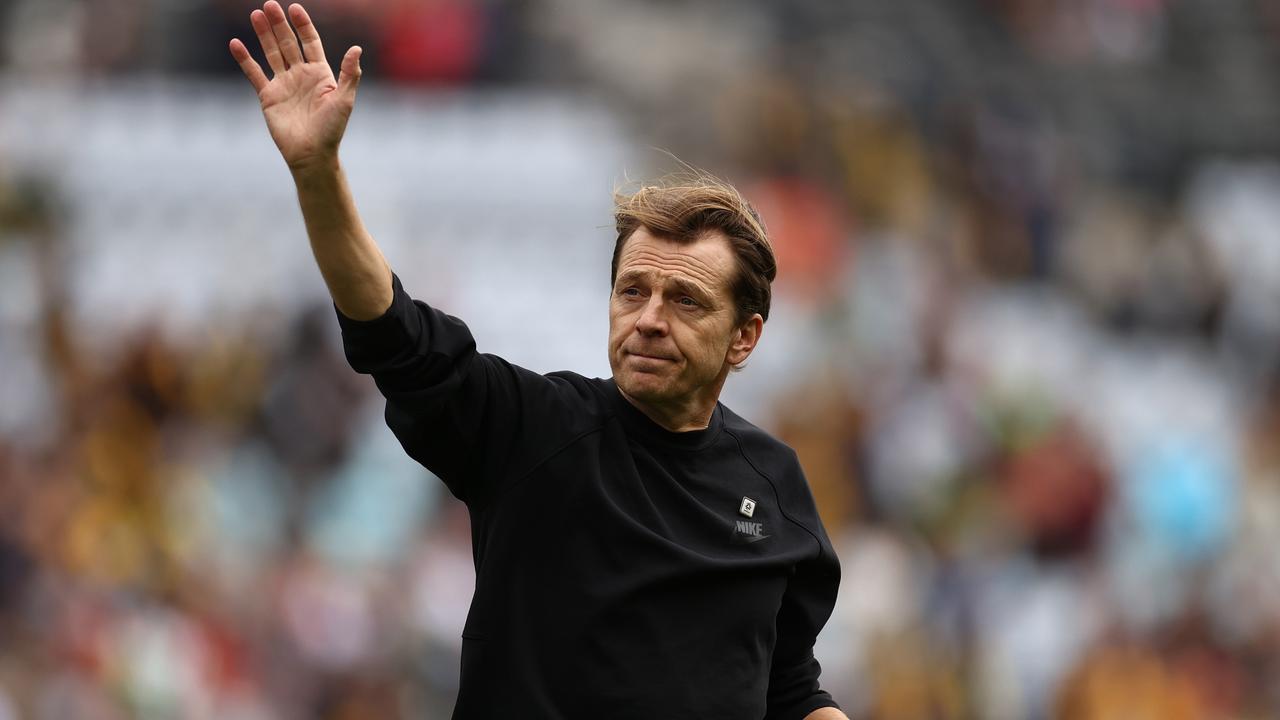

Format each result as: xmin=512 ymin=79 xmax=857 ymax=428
xmin=260 ymin=64 xmax=346 ymax=167
xmin=229 ymin=1 xmax=363 ymax=170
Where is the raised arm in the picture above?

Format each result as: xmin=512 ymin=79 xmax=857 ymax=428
xmin=229 ymin=1 xmax=391 ymax=319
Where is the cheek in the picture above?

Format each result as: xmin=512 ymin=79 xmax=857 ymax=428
xmin=607 ymin=320 xmax=636 ymax=361
xmin=607 ymin=313 xmax=628 ymax=345
xmin=678 ymin=324 xmax=731 ymax=366
xmin=668 ymin=327 xmax=705 ymax=363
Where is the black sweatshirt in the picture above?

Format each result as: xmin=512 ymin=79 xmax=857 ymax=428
xmin=336 ymin=274 xmax=842 ymax=720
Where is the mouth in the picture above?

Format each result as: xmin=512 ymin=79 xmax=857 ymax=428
xmin=626 ymin=350 xmax=676 ymax=363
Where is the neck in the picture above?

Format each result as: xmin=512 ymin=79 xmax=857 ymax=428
xmin=617 ymin=384 xmax=722 ymax=432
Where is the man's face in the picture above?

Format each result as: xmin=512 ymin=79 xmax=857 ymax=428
xmin=608 ymin=227 xmax=760 ymax=408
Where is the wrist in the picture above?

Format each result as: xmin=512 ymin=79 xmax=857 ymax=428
xmin=288 ymin=153 xmax=342 ymax=180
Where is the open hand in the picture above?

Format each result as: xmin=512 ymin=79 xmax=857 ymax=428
xmin=229 ymin=1 xmax=362 ymax=171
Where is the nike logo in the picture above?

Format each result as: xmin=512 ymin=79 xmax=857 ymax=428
xmin=733 ymin=519 xmax=770 ymax=543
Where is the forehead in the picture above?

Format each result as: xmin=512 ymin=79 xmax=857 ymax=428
xmin=615 ymin=227 xmax=737 ymax=293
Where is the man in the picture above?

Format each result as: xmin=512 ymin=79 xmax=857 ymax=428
xmin=230 ymin=4 xmax=846 ymax=718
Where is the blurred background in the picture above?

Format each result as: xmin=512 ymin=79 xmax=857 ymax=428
xmin=2 ymin=0 xmax=1280 ymax=717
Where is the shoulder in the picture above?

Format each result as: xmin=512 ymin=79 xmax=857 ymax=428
xmin=461 ymin=361 xmax=612 ymax=435
xmin=534 ymin=371 xmax=616 ymax=425
xmin=720 ymin=404 xmax=832 ymax=536
xmin=544 ymin=371 xmax=612 ymax=406
xmin=720 ymin=404 xmax=801 ymax=472
xmin=545 ymin=370 xmax=607 ymax=390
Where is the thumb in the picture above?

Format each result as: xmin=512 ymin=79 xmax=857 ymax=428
xmin=337 ymin=46 xmax=363 ymax=100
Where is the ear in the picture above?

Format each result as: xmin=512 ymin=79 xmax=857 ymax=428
xmin=726 ymin=314 xmax=764 ymax=367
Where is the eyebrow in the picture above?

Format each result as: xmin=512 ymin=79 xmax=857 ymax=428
xmin=615 ymin=269 xmax=716 ymax=302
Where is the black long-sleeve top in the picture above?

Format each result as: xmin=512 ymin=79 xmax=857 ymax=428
xmin=336 ymin=274 xmax=842 ymax=720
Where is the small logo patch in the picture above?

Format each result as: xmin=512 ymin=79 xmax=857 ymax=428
xmin=739 ymin=497 xmax=757 ymax=518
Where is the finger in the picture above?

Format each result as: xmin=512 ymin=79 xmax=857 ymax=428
xmin=337 ymin=46 xmax=363 ymax=102
xmin=264 ymin=1 xmax=304 ymax=68
xmin=229 ymin=39 xmax=270 ymax=94
xmin=250 ymin=9 xmax=285 ymax=74
xmin=288 ymin=3 xmax=326 ymax=66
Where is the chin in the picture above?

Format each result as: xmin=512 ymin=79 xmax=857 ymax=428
xmin=616 ymin=370 xmax=675 ymax=402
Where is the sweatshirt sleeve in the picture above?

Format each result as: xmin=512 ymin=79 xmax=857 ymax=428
xmin=765 ymin=502 xmax=843 ymax=719
xmin=334 ymin=273 xmax=587 ymax=508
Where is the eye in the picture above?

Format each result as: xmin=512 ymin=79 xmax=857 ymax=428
xmin=620 ymin=287 xmax=642 ymax=298
xmin=678 ymin=296 xmax=699 ymax=308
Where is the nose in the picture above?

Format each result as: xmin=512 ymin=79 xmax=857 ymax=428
xmin=635 ymin=294 xmax=669 ymax=337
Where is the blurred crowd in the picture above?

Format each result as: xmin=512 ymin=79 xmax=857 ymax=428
xmin=4 ymin=0 xmax=1280 ymax=718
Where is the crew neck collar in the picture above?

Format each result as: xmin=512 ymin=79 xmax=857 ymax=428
xmin=607 ymin=379 xmax=724 ymax=451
